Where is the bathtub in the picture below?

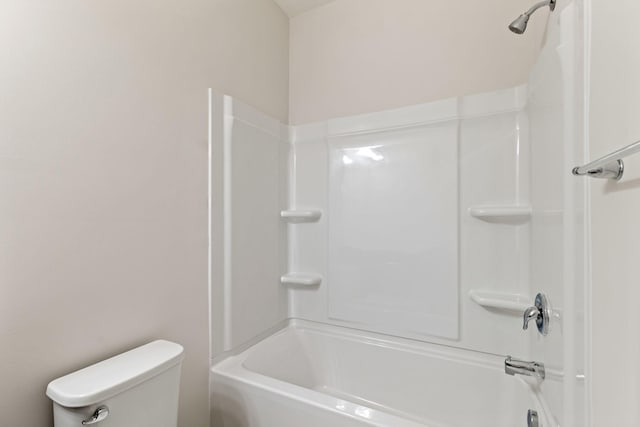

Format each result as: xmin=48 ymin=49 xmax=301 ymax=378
xmin=211 ymin=320 xmax=554 ymax=427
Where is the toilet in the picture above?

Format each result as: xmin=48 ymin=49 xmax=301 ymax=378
xmin=46 ymin=340 xmax=184 ymax=427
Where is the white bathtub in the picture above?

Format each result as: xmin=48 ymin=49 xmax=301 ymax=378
xmin=211 ymin=320 xmax=553 ymax=427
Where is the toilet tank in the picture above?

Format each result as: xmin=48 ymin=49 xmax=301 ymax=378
xmin=46 ymin=340 xmax=184 ymax=427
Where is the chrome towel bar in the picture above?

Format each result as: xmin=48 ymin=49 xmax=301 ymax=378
xmin=572 ymin=140 xmax=640 ymax=180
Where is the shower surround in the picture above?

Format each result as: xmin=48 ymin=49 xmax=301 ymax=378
xmin=209 ymin=2 xmax=588 ymax=426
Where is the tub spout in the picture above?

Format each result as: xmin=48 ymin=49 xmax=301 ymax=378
xmin=505 ymin=356 xmax=545 ymax=380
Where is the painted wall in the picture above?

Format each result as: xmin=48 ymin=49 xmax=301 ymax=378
xmin=0 ymin=1 xmax=288 ymax=426
xmin=590 ymin=1 xmax=640 ymax=425
xmin=289 ymin=0 xmax=548 ymax=124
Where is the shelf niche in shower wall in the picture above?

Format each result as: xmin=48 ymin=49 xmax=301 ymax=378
xmin=467 ymin=204 xmax=532 ymax=223
xmin=280 ymin=210 xmax=322 ymax=223
xmin=468 ymin=290 xmax=531 ymax=313
xmin=280 ymin=273 xmax=322 ymax=287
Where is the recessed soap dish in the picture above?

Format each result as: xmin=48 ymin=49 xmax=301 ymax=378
xmin=280 ymin=273 xmax=322 ymax=287
xmin=468 ymin=205 xmax=532 ymax=223
xmin=280 ymin=210 xmax=322 ymax=223
xmin=469 ymin=290 xmax=531 ymax=313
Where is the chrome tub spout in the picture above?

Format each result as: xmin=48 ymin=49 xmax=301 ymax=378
xmin=505 ymin=356 xmax=545 ymax=380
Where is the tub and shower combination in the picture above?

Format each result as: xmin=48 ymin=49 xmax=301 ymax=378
xmin=209 ymin=2 xmax=585 ymax=427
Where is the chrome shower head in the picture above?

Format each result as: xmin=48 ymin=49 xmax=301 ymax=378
xmin=509 ymin=0 xmax=556 ymax=35
xmin=509 ymin=14 xmax=530 ymax=34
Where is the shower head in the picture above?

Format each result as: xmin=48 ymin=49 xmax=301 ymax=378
xmin=509 ymin=0 xmax=556 ymax=35
xmin=509 ymin=14 xmax=530 ymax=34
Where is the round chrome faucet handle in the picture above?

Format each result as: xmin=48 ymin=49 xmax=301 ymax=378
xmin=82 ymin=406 xmax=109 ymax=425
xmin=522 ymin=293 xmax=550 ymax=336
xmin=522 ymin=306 xmax=540 ymax=330
xmin=534 ymin=293 xmax=550 ymax=335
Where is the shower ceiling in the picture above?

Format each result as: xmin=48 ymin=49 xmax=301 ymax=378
xmin=273 ymin=0 xmax=335 ymax=17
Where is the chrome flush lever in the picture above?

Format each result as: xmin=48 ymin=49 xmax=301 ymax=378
xmin=522 ymin=293 xmax=550 ymax=336
xmin=82 ymin=406 xmax=109 ymax=425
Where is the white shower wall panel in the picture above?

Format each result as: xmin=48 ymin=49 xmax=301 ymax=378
xmin=460 ymin=112 xmax=530 ymax=296
xmin=458 ymin=110 xmax=532 ymax=354
xmin=288 ymin=87 xmax=532 ymax=355
xmin=327 ymin=123 xmax=459 ymax=339
xmin=526 ymin=3 xmax=587 ymax=425
xmin=209 ymin=93 xmax=289 ymax=358
xmin=229 ymin=120 xmax=287 ymax=349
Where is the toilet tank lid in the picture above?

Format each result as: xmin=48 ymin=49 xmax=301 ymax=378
xmin=46 ymin=340 xmax=184 ymax=408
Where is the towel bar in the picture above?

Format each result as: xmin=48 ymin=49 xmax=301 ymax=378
xmin=572 ymin=140 xmax=640 ymax=180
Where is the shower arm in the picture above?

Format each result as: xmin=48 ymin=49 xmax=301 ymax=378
xmin=524 ymin=0 xmax=556 ymax=17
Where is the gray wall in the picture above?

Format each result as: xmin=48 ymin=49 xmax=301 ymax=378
xmin=289 ymin=0 xmax=546 ymax=124
xmin=0 ymin=1 xmax=289 ymax=426
xmin=590 ymin=0 xmax=640 ymax=425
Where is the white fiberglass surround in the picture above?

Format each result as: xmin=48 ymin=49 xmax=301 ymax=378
xmin=212 ymin=320 xmax=554 ymax=427
xmin=209 ymin=86 xmax=534 ymax=356
xmin=289 ymin=86 xmax=531 ymax=350
xmin=327 ymin=110 xmax=460 ymax=340
xmin=209 ymin=2 xmax=587 ymax=426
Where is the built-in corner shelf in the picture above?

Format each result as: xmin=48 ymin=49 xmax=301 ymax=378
xmin=468 ymin=205 xmax=532 ymax=223
xmin=280 ymin=273 xmax=322 ymax=287
xmin=469 ymin=290 xmax=531 ymax=313
xmin=280 ymin=210 xmax=322 ymax=223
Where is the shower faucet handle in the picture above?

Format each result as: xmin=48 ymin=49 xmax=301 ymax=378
xmin=522 ymin=293 xmax=550 ymax=336
xmin=522 ymin=306 xmax=539 ymax=330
